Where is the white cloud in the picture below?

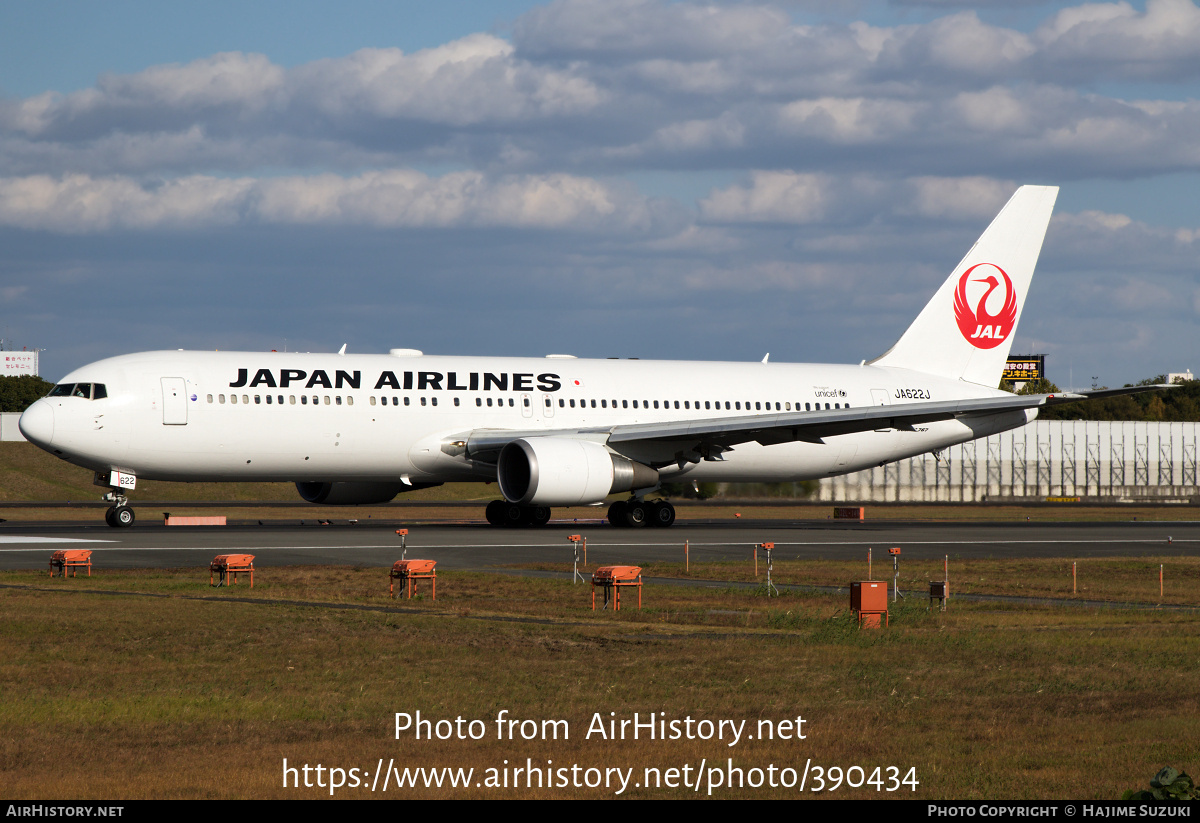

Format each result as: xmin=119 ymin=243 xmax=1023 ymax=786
xmin=906 ymin=176 xmax=1018 ymax=220
xmin=1036 ymin=0 xmax=1200 ymax=79
xmin=699 ymin=171 xmax=829 ymax=224
xmin=0 ymin=170 xmax=661 ymax=233
xmin=699 ymin=173 xmax=1018 ymax=225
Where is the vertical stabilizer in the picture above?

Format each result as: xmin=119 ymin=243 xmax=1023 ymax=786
xmin=870 ymin=185 xmax=1058 ymax=386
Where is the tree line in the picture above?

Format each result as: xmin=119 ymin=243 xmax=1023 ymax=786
xmin=0 ymin=375 xmax=55 ymax=413
xmin=1002 ymin=376 xmax=1200 ymax=422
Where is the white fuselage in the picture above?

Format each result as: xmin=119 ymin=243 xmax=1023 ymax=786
xmin=22 ymin=350 xmax=1034 ymax=487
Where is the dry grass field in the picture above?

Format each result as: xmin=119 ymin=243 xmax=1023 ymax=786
xmin=2 ymin=563 xmax=1198 ymax=800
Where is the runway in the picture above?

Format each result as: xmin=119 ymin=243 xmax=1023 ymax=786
xmin=0 ymin=516 xmax=1194 ymax=571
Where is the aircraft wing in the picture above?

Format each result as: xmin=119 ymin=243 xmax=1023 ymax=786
xmin=464 ymin=384 xmax=1173 ymax=464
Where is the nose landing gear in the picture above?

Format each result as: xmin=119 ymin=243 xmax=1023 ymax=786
xmin=102 ymin=491 xmax=136 ymax=528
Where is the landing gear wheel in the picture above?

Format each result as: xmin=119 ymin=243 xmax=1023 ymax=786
xmin=112 ymin=506 xmax=135 ymax=528
xmin=104 ymin=506 xmax=117 ymax=527
xmin=649 ymin=500 xmax=676 ymax=528
xmin=503 ymin=503 xmax=526 ymax=527
xmin=485 ymin=500 xmax=506 ymax=526
xmin=528 ymin=506 xmax=551 ymax=526
xmin=607 ymin=500 xmax=628 ymax=527
xmin=623 ymin=500 xmax=649 ymax=528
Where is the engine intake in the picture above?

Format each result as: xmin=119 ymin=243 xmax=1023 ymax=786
xmin=497 ymin=438 xmax=658 ymax=506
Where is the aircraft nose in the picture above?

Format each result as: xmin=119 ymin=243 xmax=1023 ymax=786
xmin=18 ymin=399 xmax=54 ymax=448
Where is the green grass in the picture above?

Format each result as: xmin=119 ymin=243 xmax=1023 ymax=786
xmin=2 ymin=563 xmax=1198 ymax=799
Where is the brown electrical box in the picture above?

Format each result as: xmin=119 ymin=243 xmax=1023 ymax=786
xmin=850 ymin=581 xmax=889 ymax=628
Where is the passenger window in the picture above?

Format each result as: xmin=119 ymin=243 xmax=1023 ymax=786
xmin=243 ymin=395 xmax=249 ymax=404
xmin=219 ymin=394 xmax=225 ymax=404
xmin=302 ymin=395 xmax=308 ymax=405
xmin=421 ymin=397 xmax=427 ymax=406
xmin=404 ymin=397 xmax=410 ymax=406
xmin=524 ymin=397 xmax=530 ymax=407
xmin=231 ymin=395 xmax=238 ymax=405
xmin=476 ymin=398 xmax=482 ymax=407
xmin=255 ymin=395 xmax=261 ymax=404
xmin=336 ymin=396 xmax=342 ymax=406
xmin=370 ymin=396 xmax=376 ymax=406
xmin=622 ymin=400 xmax=628 ymax=408
xmin=454 ymin=397 xmax=460 ymax=407
xmin=324 ymin=396 xmax=330 ymax=405
xmin=559 ymin=399 xmax=565 ymax=407
xmin=431 ymin=397 xmax=437 ymax=406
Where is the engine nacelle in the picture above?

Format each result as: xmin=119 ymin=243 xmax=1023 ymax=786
xmin=497 ymin=438 xmax=659 ymax=506
xmin=295 ymin=481 xmax=438 ymax=505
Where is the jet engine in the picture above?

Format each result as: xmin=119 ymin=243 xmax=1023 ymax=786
xmin=295 ymin=481 xmax=438 ymax=505
xmin=497 ymin=437 xmax=658 ymax=507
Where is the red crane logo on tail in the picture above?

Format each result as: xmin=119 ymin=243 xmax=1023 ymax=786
xmin=953 ymin=263 xmax=1017 ymax=349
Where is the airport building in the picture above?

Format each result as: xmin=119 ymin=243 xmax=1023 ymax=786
xmin=819 ymin=419 xmax=1200 ymax=503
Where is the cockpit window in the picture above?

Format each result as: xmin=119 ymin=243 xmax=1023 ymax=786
xmin=47 ymin=382 xmax=107 ymax=399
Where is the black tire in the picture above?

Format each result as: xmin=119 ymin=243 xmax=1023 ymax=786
xmin=104 ymin=506 xmax=117 ymax=527
xmin=485 ymin=500 xmax=506 ymax=526
xmin=607 ymin=500 xmax=628 ymax=527
xmin=624 ymin=500 xmax=648 ymax=528
xmin=114 ymin=506 xmax=135 ymax=528
xmin=503 ymin=503 xmax=526 ymax=527
xmin=528 ymin=506 xmax=551 ymax=526
xmin=650 ymin=500 xmax=676 ymax=528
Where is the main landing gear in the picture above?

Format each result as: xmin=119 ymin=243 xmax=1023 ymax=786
xmin=102 ymin=492 xmax=136 ymax=528
xmin=485 ymin=500 xmax=552 ymax=527
xmin=483 ymin=498 xmax=677 ymax=528
xmin=607 ymin=499 xmax=675 ymax=528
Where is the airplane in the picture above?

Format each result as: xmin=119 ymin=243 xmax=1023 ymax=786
xmin=18 ymin=185 xmax=1167 ymax=528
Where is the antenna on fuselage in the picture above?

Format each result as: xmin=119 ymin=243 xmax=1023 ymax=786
xmin=338 ymin=344 xmax=347 ymax=355
xmin=761 ymin=353 xmax=769 ymax=364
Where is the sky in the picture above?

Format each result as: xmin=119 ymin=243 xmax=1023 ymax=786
xmin=1 ymin=0 xmax=1198 ymax=388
